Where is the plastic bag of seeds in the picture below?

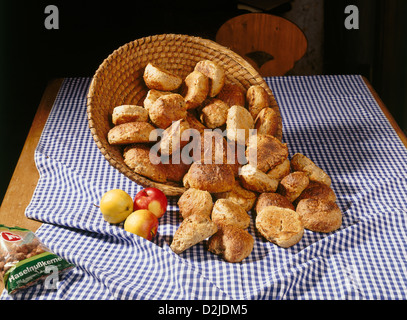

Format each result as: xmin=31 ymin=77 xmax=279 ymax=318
xmin=0 ymin=224 xmax=75 ymax=294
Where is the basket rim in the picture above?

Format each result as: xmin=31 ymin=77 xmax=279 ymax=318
xmin=86 ymin=33 xmax=281 ymax=196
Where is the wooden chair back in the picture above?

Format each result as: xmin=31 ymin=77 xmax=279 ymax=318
xmin=216 ymin=13 xmax=307 ymax=76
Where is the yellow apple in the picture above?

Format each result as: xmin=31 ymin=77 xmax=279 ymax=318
xmin=124 ymin=209 xmax=159 ymax=240
xmin=99 ymin=189 xmax=134 ymax=224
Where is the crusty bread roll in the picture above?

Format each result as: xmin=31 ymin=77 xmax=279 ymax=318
xmin=296 ymin=198 xmax=342 ymax=233
xmin=148 ymin=93 xmax=187 ymax=129
xmin=246 ymin=134 xmax=288 ymax=173
xmin=194 ymin=60 xmax=225 ymax=97
xmin=107 ymin=121 xmax=156 ymax=145
xmin=226 ymin=105 xmax=254 ymax=144
xmin=267 ymin=158 xmax=290 ymax=181
xmin=159 ymin=119 xmax=190 ymax=156
xmin=143 ymin=63 xmax=182 ymax=91
xmin=161 ymin=161 xmax=190 ymax=183
xmin=177 ymin=188 xmax=213 ymax=219
xmin=255 ymin=206 xmax=304 ymax=248
xmin=200 ymin=98 xmax=229 ymax=128
xmin=170 ymin=214 xmax=218 ymax=254
xmin=246 ymin=85 xmax=270 ymax=119
xmin=183 ymin=161 xmax=235 ymax=193
xmin=213 ymin=180 xmax=256 ymax=212
xmin=239 ymin=164 xmax=279 ymax=193
xmin=211 ymin=199 xmax=250 ymax=229
xmin=295 ymin=181 xmax=337 ymax=205
xmin=255 ymin=192 xmax=295 ymax=213
xmin=254 ymin=107 xmax=281 ymax=138
xmin=182 ymin=70 xmax=209 ymax=110
xmin=216 ymin=82 xmax=246 ymax=108
xmin=112 ymin=105 xmax=149 ymax=125
xmin=277 ymin=171 xmax=310 ymax=203
xmin=123 ymin=144 xmax=167 ymax=183
xmin=290 ymin=153 xmax=332 ymax=186
xmin=208 ymin=224 xmax=254 ymax=263
xmin=143 ymin=89 xmax=171 ymax=111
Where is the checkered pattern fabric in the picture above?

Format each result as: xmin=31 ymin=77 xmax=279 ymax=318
xmin=2 ymin=75 xmax=406 ymax=300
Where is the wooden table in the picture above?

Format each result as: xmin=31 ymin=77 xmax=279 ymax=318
xmin=0 ymin=77 xmax=406 ymax=293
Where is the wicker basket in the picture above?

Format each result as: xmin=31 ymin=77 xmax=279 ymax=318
xmin=87 ymin=34 xmax=282 ymax=196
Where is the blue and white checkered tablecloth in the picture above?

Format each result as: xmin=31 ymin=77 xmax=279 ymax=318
xmin=1 ymin=75 xmax=406 ymax=300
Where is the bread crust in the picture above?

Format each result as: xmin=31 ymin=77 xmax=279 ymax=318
xmin=267 ymin=158 xmax=290 ymax=181
xmin=194 ymin=60 xmax=225 ymax=97
xmin=177 ymin=188 xmax=213 ymax=219
xmin=296 ymin=198 xmax=342 ymax=233
xmin=148 ymin=93 xmax=187 ymax=129
xmin=143 ymin=89 xmax=171 ymax=111
xmin=123 ymin=144 xmax=167 ymax=183
xmin=246 ymin=134 xmax=288 ymax=172
xmin=107 ymin=121 xmax=156 ymax=145
xmin=254 ymin=107 xmax=281 ymax=138
xmin=255 ymin=206 xmax=304 ymax=248
xmin=226 ymin=105 xmax=254 ymax=144
xmin=182 ymin=70 xmax=209 ymax=110
xmin=214 ymin=180 xmax=256 ymax=212
xmin=295 ymin=181 xmax=337 ymax=205
xmin=239 ymin=164 xmax=279 ymax=193
xmin=290 ymin=153 xmax=332 ymax=186
xmin=159 ymin=119 xmax=190 ymax=156
xmin=246 ymin=85 xmax=271 ymax=119
xmin=216 ymin=82 xmax=246 ymax=107
xmin=208 ymin=224 xmax=254 ymax=263
xmin=184 ymin=161 xmax=235 ymax=193
xmin=277 ymin=171 xmax=310 ymax=203
xmin=170 ymin=214 xmax=218 ymax=254
xmin=255 ymin=192 xmax=295 ymax=213
xmin=200 ymin=98 xmax=229 ymax=128
xmin=112 ymin=105 xmax=149 ymax=125
xmin=143 ymin=63 xmax=182 ymax=91
xmin=211 ymin=199 xmax=251 ymax=229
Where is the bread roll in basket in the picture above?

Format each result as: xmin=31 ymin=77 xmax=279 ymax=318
xmin=87 ymin=34 xmax=282 ymax=196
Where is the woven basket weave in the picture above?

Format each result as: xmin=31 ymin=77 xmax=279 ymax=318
xmin=87 ymin=34 xmax=282 ymax=196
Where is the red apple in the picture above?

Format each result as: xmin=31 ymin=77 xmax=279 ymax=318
xmin=133 ymin=187 xmax=168 ymax=219
xmin=124 ymin=209 xmax=159 ymax=241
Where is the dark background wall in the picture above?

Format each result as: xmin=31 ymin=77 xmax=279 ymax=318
xmin=1 ymin=0 xmax=406 ymax=202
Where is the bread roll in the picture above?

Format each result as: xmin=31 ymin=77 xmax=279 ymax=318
xmin=267 ymin=158 xmax=290 ymax=181
xmin=159 ymin=119 xmax=190 ymax=156
xmin=246 ymin=85 xmax=270 ymax=119
xmin=177 ymin=188 xmax=213 ymax=219
xmin=211 ymin=199 xmax=250 ymax=229
xmin=123 ymin=144 xmax=167 ymax=183
xmin=246 ymin=134 xmax=288 ymax=173
xmin=194 ymin=60 xmax=225 ymax=97
xmin=214 ymin=180 xmax=256 ymax=212
xmin=254 ymin=107 xmax=281 ymax=138
xmin=148 ymin=93 xmax=187 ymax=129
xmin=226 ymin=105 xmax=254 ymax=144
xmin=255 ymin=192 xmax=295 ymax=213
xmin=255 ymin=206 xmax=304 ymax=248
xmin=107 ymin=121 xmax=156 ymax=145
xmin=295 ymin=181 xmax=337 ymax=204
xmin=183 ymin=161 xmax=235 ymax=193
xmin=143 ymin=63 xmax=182 ymax=91
xmin=216 ymin=82 xmax=246 ymax=107
xmin=143 ymin=89 xmax=171 ymax=111
xmin=277 ymin=171 xmax=310 ymax=203
xmin=239 ymin=164 xmax=279 ymax=193
xmin=296 ymin=198 xmax=342 ymax=233
xmin=200 ymin=98 xmax=229 ymax=128
xmin=208 ymin=224 xmax=254 ymax=263
xmin=290 ymin=153 xmax=331 ymax=186
xmin=182 ymin=70 xmax=209 ymax=110
xmin=170 ymin=214 xmax=218 ymax=254
xmin=112 ymin=105 xmax=149 ymax=125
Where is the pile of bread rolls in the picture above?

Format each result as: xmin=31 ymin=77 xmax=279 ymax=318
xmin=106 ymin=60 xmax=342 ymax=263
